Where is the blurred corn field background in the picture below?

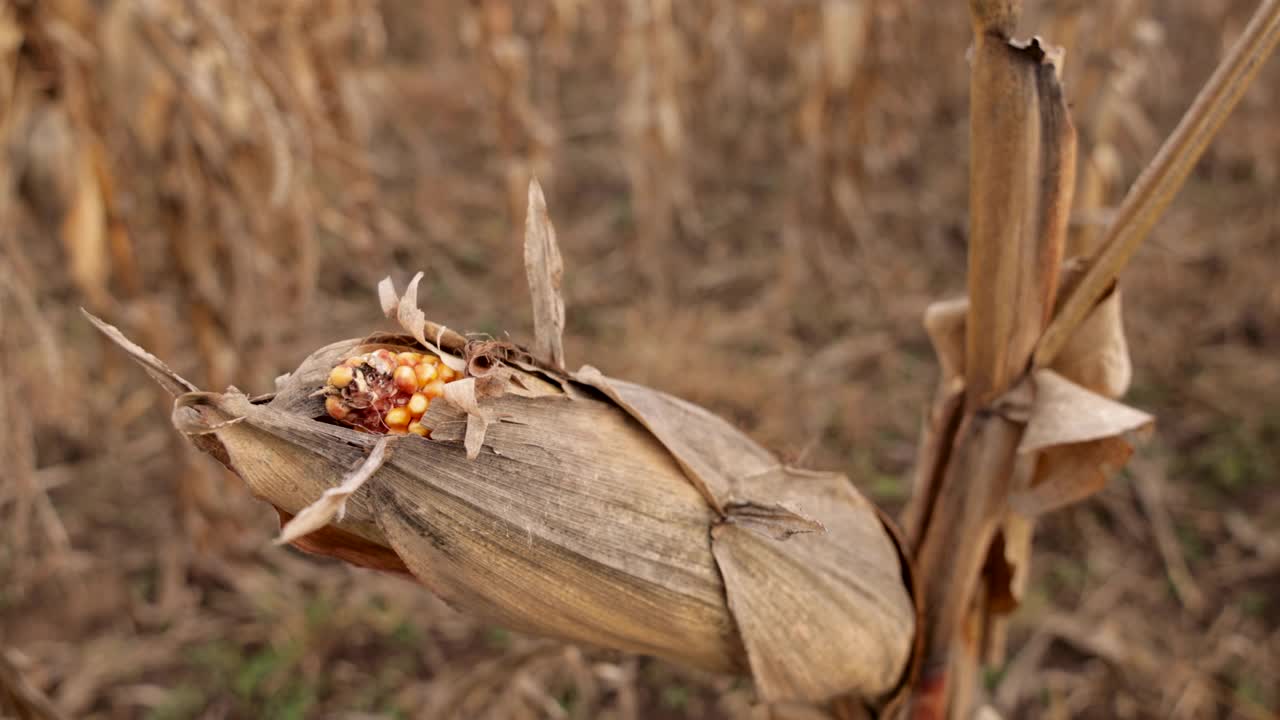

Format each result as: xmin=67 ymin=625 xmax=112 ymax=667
xmin=2 ymin=0 xmax=1278 ymax=718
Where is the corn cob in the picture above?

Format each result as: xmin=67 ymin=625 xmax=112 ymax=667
xmin=322 ymin=348 xmax=460 ymax=435
xmin=84 ymin=184 xmax=922 ymax=709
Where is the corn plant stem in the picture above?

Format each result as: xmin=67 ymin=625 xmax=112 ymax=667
xmin=1035 ymin=0 xmax=1280 ymax=368
xmin=908 ymin=2 xmax=1054 ymax=717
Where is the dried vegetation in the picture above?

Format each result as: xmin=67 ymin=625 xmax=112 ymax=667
xmin=2 ymin=1 xmax=1279 ymax=718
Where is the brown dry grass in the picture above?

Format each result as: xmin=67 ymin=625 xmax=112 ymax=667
xmin=1 ymin=1 xmax=1277 ymax=718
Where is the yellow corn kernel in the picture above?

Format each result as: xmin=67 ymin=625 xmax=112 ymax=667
xmin=385 ymin=407 xmax=411 ymax=428
xmin=438 ymin=365 xmax=457 ymax=382
xmin=422 ymin=379 xmax=447 ymax=399
xmin=414 ymin=362 xmax=438 ymax=385
xmin=407 ymin=392 xmax=430 ymax=416
xmin=407 ymin=422 xmax=429 ymax=437
xmin=328 ymin=365 xmax=355 ymax=388
xmin=396 ymin=351 xmax=421 ymax=367
xmin=393 ymin=365 xmax=418 ymax=394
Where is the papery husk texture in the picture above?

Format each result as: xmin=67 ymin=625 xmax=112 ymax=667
xmin=88 ymin=310 xmax=918 ymax=707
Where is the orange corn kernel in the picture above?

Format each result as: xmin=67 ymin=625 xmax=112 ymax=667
xmin=385 ymin=407 xmax=411 ymax=428
xmin=325 ymin=396 xmax=349 ymax=420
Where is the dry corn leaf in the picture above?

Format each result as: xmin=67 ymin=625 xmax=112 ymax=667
xmin=378 ymin=272 xmax=467 ymax=372
xmin=923 ymin=297 xmax=968 ymax=387
xmin=987 ymin=504 xmax=1032 ymax=618
xmin=713 ymin=467 xmax=915 ymax=703
xmin=920 ymin=284 xmax=1130 ymax=401
xmin=900 ymin=383 xmax=965 ymax=549
xmin=273 ymin=507 xmax=410 ymax=576
xmin=902 ymin=301 xmax=970 ymax=548
xmin=440 ymin=377 xmax=494 ymax=459
xmin=1048 ymin=286 xmax=1131 ymax=398
xmin=1010 ymin=369 xmax=1152 ymax=517
xmin=976 ymin=455 xmax=1037 ymax=668
xmin=81 ymin=312 xmax=197 ymax=397
xmin=1019 ymin=369 xmax=1151 ymax=450
xmin=574 ymin=365 xmax=776 ymax=513
xmin=1012 ymin=443 xmax=1130 ymax=517
xmin=275 ymin=436 xmax=392 ymax=545
xmin=524 ymin=178 xmax=566 ymax=368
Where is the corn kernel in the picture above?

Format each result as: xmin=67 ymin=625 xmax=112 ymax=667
xmin=414 ymin=362 xmax=438 ymax=384
xmin=407 ymin=392 xmax=430 ymax=416
xmin=438 ymin=365 xmax=457 ymax=382
xmin=328 ymin=365 xmax=355 ymax=388
xmin=396 ymin=351 xmax=421 ymax=366
xmin=422 ymin=379 xmax=446 ymax=399
xmin=407 ymin=422 xmax=429 ymax=437
xmin=325 ymin=396 xmax=349 ymax=420
xmin=393 ymin=365 xmax=418 ymax=394
xmin=385 ymin=407 xmax=411 ymax=428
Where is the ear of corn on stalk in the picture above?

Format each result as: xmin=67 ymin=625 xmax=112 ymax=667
xmin=84 ymin=182 xmax=920 ymax=709
xmin=87 ymin=306 xmax=918 ymax=706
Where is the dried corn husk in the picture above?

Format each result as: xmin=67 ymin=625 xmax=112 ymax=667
xmin=84 ymin=183 xmax=918 ymax=708
xmin=86 ymin=307 xmax=917 ymax=706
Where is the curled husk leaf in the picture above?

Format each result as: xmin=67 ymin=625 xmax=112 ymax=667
xmin=916 ymin=294 xmax=1152 ymax=519
xmin=85 ymin=295 xmax=918 ymax=707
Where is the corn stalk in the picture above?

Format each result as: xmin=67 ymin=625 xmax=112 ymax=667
xmin=901 ymin=0 xmax=1280 ymax=717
